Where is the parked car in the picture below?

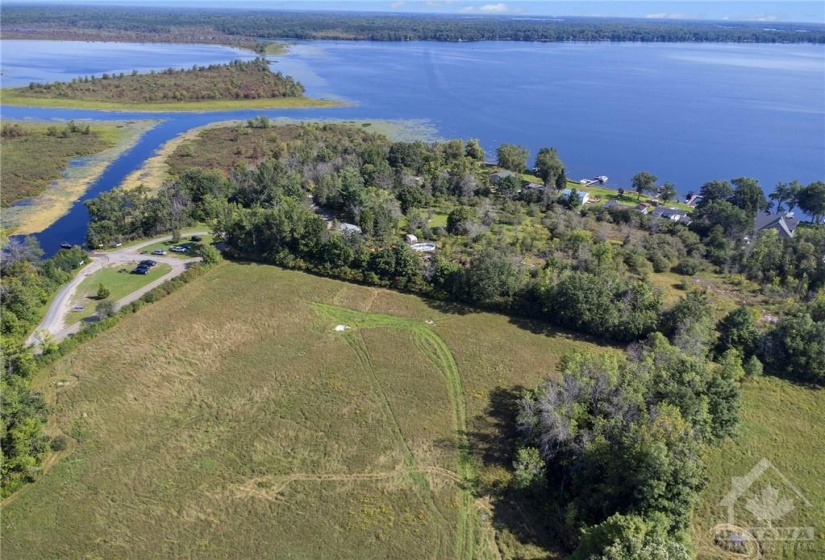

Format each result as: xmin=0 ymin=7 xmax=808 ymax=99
xmin=170 ymin=246 xmax=187 ymax=253
xmin=191 ymin=235 xmax=203 ymax=242
xmin=151 ymin=249 xmax=167 ymax=255
xmin=132 ymin=266 xmax=149 ymax=275
xmin=139 ymin=260 xmax=157 ymax=268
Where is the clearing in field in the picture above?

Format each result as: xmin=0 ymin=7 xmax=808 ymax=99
xmin=1 ymin=263 xmax=601 ymax=559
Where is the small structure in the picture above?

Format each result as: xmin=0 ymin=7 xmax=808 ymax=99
xmin=411 ymin=242 xmax=436 ymax=253
xmin=685 ymin=194 xmax=704 ymax=207
xmin=754 ymin=212 xmax=800 ymax=239
xmin=337 ymin=223 xmax=363 ymax=234
xmin=603 ymin=199 xmax=622 ymax=209
xmin=634 ymin=203 xmax=652 ymax=214
xmin=561 ymin=188 xmax=590 ymax=205
xmin=489 ymin=170 xmax=515 ymax=185
xmin=651 ymin=206 xmax=690 ymax=222
xmin=405 ymin=233 xmax=418 ymax=244
xmin=524 ymin=182 xmax=544 ymax=191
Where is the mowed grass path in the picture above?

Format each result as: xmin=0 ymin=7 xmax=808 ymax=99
xmin=2 ymin=263 xmax=600 ymax=560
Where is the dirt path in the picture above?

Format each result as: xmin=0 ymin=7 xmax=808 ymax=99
xmin=26 ymin=232 xmax=208 ymax=347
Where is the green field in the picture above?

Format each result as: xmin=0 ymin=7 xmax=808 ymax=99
xmin=693 ymin=376 xmax=825 ymax=559
xmin=2 ymin=263 xmax=604 ymax=559
xmin=66 ymin=263 xmax=173 ymax=324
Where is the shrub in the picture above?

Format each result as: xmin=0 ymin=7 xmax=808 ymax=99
xmin=50 ymin=434 xmax=70 ymax=452
xmin=676 ymin=258 xmax=702 ymax=276
xmin=96 ymin=300 xmax=116 ymax=319
xmin=96 ymin=283 xmax=110 ymax=300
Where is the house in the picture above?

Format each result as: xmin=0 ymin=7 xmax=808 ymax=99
xmin=685 ymin=194 xmax=704 ymax=207
xmin=651 ymin=206 xmax=690 ymax=223
xmin=634 ymin=203 xmax=652 ymax=214
xmin=524 ymin=182 xmax=544 ymax=191
xmin=405 ymin=233 xmax=418 ymax=244
xmin=754 ymin=212 xmax=800 ymax=239
xmin=561 ymin=188 xmax=590 ymax=205
xmin=489 ymin=170 xmax=515 ymax=185
xmin=603 ymin=199 xmax=623 ymax=209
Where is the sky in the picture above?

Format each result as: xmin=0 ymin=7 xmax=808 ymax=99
xmin=4 ymin=1 xmax=825 ymax=24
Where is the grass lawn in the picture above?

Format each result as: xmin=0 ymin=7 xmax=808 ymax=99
xmin=692 ymin=376 xmax=825 ymax=559
xmin=65 ymin=263 xmax=172 ymax=325
xmin=2 ymin=262 xmax=605 ymax=560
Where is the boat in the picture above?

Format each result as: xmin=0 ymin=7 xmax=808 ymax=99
xmin=595 ymin=176 xmax=608 ymax=184
xmin=60 ymin=242 xmax=73 ymax=249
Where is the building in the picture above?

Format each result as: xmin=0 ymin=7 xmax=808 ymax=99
xmin=337 ymin=223 xmax=363 ymax=234
xmin=754 ymin=212 xmax=800 ymax=239
xmin=634 ymin=203 xmax=652 ymax=214
xmin=651 ymin=206 xmax=690 ymax=223
xmin=405 ymin=233 xmax=418 ymax=244
xmin=603 ymin=199 xmax=623 ymax=209
xmin=489 ymin=170 xmax=515 ymax=185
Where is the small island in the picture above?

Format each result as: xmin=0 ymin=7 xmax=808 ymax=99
xmin=1 ymin=58 xmax=341 ymax=111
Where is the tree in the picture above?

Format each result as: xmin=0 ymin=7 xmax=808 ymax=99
xmin=762 ymin=313 xmax=825 ymax=384
xmin=631 ymin=171 xmax=657 ymax=200
xmin=797 ymin=180 xmax=825 ymax=224
xmin=716 ymin=306 xmax=758 ymax=358
xmin=730 ymin=177 xmax=769 ymax=219
xmin=534 ymin=147 xmax=565 ymax=186
xmin=465 ymin=138 xmax=485 ymax=162
xmin=496 ymin=143 xmax=529 ymax=173
xmin=446 ymin=206 xmax=476 ymax=235
xmin=769 ymin=180 xmax=803 ymax=213
xmin=466 ymin=247 xmax=520 ymax=303
xmin=697 ymin=180 xmax=733 ymax=206
xmin=659 ymin=181 xmax=677 ymax=203
xmin=96 ymin=283 xmax=110 ymax=300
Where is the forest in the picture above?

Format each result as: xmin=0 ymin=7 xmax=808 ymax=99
xmin=14 ymin=59 xmax=304 ymax=104
xmin=2 ymin=5 xmax=824 ymax=45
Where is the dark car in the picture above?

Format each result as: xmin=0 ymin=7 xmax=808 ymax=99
xmin=132 ymin=266 xmax=150 ymax=275
xmin=139 ymin=260 xmax=157 ymax=268
xmin=191 ymin=235 xmax=203 ymax=242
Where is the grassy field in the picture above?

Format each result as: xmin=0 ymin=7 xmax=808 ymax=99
xmin=0 ymin=120 xmax=157 ymax=235
xmin=1 ymin=263 xmax=605 ymax=559
xmin=693 ymin=376 xmax=825 ymax=559
xmin=65 ymin=263 xmax=172 ymax=325
xmin=0 ymin=89 xmax=343 ymax=112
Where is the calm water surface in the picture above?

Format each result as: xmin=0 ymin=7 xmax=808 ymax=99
xmin=1 ymin=40 xmax=823 ymax=253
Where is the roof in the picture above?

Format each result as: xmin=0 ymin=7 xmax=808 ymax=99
xmin=754 ymin=212 xmax=800 ymax=239
xmin=490 ymin=170 xmax=514 ymax=178
xmin=603 ymin=199 xmax=622 ymax=209
xmin=525 ymin=182 xmax=544 ymax=190
xmin=651 ymin=206 xmax=689 ymax=220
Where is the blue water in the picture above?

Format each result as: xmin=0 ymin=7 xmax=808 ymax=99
xmin=1 ymin=40 xmax=823 ymax=255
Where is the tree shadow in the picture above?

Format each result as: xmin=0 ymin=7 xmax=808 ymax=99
xmin=465 ymin=385 xmax=565 ymax=557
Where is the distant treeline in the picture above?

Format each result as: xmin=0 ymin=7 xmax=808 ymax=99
xmin=17 ymin=59 xmax=304 ymax=103
xmin=2 ymin=5 xmax=823 ymax=44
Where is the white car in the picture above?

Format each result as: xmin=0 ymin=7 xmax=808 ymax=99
xmin=151 ymin=249 xmax=167 ymax=255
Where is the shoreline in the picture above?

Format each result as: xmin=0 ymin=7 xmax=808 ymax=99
xmin=0 ymin=92 xmax=346 ymax=112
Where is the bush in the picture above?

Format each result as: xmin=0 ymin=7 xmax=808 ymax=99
xmin=676 ymin=258 xmax=702 ymax=276
xmin=50 ymin=434 xmax=70 ymax=452
xmin=199 ymin=244 xmax=222 ymax=265
xmin=96 ymin=300 xmax=116 ymax=319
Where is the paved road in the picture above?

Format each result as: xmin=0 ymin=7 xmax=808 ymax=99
xmin=26 ymin=232 xmax=207 ymax=347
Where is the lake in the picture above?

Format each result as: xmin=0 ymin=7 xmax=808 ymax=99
xmin=1 ymin=40 xmax=823 ymax=253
